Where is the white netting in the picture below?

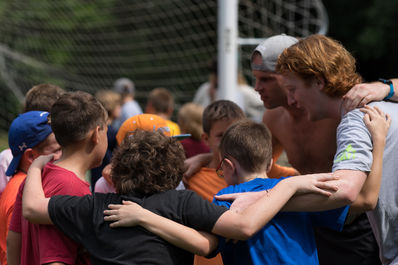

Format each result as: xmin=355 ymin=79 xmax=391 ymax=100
xmin=0 ymin=0 xmax=327 ymax=130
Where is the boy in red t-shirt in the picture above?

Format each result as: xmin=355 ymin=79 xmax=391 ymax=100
xmin=8 ymin=91 xmax=108 ymax=265
xmin=0 ymin=111 xmax=61 ymax=265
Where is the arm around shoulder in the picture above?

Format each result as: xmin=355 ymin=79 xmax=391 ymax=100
xmin=22 ymin=155 xmax=53 ymax=224
xmin=283 ymin=170 xmax=366 ymax=212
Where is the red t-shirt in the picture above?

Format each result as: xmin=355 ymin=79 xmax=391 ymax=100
xmin=0 ymin=171 xmax=26 ymax=265
xmin=9 ymin=163 xmax=91 ymax=265
xmin=180 ymin=138 xmax=210 ymax=159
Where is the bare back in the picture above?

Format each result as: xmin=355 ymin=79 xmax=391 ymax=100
xmin=264 ymin=107 xmax=340 ymax=174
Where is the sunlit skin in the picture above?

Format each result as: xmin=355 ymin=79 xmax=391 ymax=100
xmin=203 ymin=119 xmax=240 ymax=169
xmin=36 ymin=133 xmax=62 ymax=160
xmin=252 ymin=54 xmax=287 ymax=110
xmin=251 ymin=57 xmax=340 ymax=174
xmin=282 ymin=72 xmax=343 ymax=121
xmin=93 ymin=125 xmax=108 ymax=168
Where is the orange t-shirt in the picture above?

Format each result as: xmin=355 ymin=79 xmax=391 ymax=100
xmin=185 ymin=167 xmax=228 ymax=265
xmin=185 ymin=167 xmax=228 ymax=203
xmin=268 ymin=163 xmax=298 ymax=179
xmin=0 ymin=171 xmax=27 ymax=265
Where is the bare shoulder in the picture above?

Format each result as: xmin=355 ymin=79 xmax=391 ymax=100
xmin=263 ymin=107 xmax=287 ymax=128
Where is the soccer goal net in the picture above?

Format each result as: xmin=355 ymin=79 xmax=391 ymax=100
xmin=0 ymin=0 xmax=328 ymax=131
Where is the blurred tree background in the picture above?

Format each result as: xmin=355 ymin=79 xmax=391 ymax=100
xmin=324 ymin=0 xmax=398 ymax=81
xmin=0 ymin=0 xmax=397 ymax=140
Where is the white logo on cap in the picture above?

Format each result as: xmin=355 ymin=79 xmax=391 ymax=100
xmin=40 ymin=112 xmax=48 ymax=117
xmin=18 ymin=142 xmax=27 ymax=151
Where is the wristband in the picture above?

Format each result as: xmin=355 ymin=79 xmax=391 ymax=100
xmin=378 ymin=78 xmax=394 ymax=100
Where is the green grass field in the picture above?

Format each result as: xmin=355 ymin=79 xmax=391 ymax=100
xmin=0 ymin=131 xmax=8 ymax=151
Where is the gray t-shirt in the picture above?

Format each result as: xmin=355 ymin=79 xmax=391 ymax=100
xmin=332 ymin=101 xmax=398 ymax=265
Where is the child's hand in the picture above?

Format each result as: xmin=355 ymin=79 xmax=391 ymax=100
xmin=104 ymin=200 xmax=146 ymax=228
xmin=360 ymin=105 xmax=391 ymax=142
xmin=215 ymin=191 xmax=268 ymax=213
xmin=288 ymin=174 xmax=340 ymax=196
xmin=30 ymin=154 xmax=54 ymax=170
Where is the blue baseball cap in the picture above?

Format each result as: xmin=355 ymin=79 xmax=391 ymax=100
xmin=6 ymin=111 xmax=52 ymax=176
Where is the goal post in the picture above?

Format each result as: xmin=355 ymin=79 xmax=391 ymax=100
xmin=217 ymin=0 xmax=238 ymax=103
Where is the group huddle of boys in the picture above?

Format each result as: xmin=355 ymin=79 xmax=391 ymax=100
xmin=0 ymin=34 xmax=397 ymax=265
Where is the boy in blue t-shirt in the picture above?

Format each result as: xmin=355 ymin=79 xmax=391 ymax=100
xmin=213 ymin=120 xmax=346 ymax=265
xmin=212 ymin=107 xmax=388 ymax=264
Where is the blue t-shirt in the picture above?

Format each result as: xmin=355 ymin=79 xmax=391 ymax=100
xmin=213 ymin=178 xmax=349 ymax=265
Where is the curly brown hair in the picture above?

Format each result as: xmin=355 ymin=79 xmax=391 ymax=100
xmin=277 ymin=34 xmax=363 ymax=97
xmin=111 ymin=130 xmax=186 ymax=195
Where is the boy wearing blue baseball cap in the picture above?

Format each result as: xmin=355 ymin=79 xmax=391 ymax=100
xmin=0 ymin=111 xmax=61 ymax=265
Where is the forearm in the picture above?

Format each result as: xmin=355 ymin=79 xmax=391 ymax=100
xmin=22 ymin=164 xmax=52 ymax=224
xmin=350 ymin=137 xmax=385 ymax=213
xmin=139 ymin=208 xmax=218 ymax=256
xmin=212 ymin=179 xmax=297 ymax=240
xmin=283 ymin=170 xmax=365 ymax=212
xmin=7 ymin=231 xmax=21 ymax=265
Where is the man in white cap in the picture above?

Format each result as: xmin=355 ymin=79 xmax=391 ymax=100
xmin=112 ymin=77 xmax=143 ymax=130
xmin=250 ymin=34 xmax=382 ymax=265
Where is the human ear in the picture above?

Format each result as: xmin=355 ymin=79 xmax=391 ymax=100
xmin=266 ymin=158 xmax=273 ymax=173
xmin=315 ymin=76 xmax=325 ymax=90
xmin=23 ymin=148 xmax=35 ymax=164
xmin=223 ymin=158 xmax=236 ymax=174
xmin=202 ymin=133 xmax=209 ymax=144
xmin=91 ymin=126 xmax=101 ymax=144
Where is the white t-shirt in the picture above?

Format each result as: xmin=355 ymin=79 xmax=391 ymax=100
xmin=332 ymin=101 xmax=398 ymax=265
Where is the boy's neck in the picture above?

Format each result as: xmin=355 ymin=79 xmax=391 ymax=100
xmin=207 ymin=156 xmax=220 ymax=169
xmin=54 ymin=144 xmax=94 ymax=181
xmin=241 ymin=171 xmax=268 ymax=183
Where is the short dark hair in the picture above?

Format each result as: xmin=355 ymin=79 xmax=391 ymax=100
xmin=24 ymin=84 xmax=65 ymax=112
xmin=50 ymin=91 xmax=107 ymax=147
xmin=220 ymin=120 xmax=272 ymax=173
xmin=147 ymin=88 xmax=173 ymax=114
xmin=202 ymin=100 xmax=245 ymax=134
xmin=111 ymin=130 xmax=185 ymax=195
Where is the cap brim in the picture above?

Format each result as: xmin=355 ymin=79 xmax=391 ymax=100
xmin=5 ymin=154 xmax=22 ymax=176
xmin=172 ymin=134 xmax=191 ymax=141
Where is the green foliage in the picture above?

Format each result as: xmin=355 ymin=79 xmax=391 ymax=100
xmin=324 ymin=0 xmax=398 ymax=80
xmin=0 ymin=131 xmax=8 ymax=152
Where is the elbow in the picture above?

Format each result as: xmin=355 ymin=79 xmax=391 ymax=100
xmin=235 ymin=220 xmax=257 ymax=240
xmin=338 ymin=181 xmax=361 ymax=205
xmin=22 ymin=206 xmax=33 ymax=222
xmin=238 ymin=229 xmax=254 ymax=241
xmin=22 ymin=204 xmax=37 ymax=223
xmin=362 ymin=199 xmax=378 ymax=211
xmin=192 ymin=238 xmax=219 ymax=257
xmin=355 ymin=197 xmax=378 ymax=212
xmin=195 ymin=245 xmax=213 ymax=257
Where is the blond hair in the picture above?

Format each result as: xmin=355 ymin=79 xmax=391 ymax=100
xmin=178 ymin=103 xmax=204 ymax=141
xmin=95 ymin=90 xmax=121 ymax=120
